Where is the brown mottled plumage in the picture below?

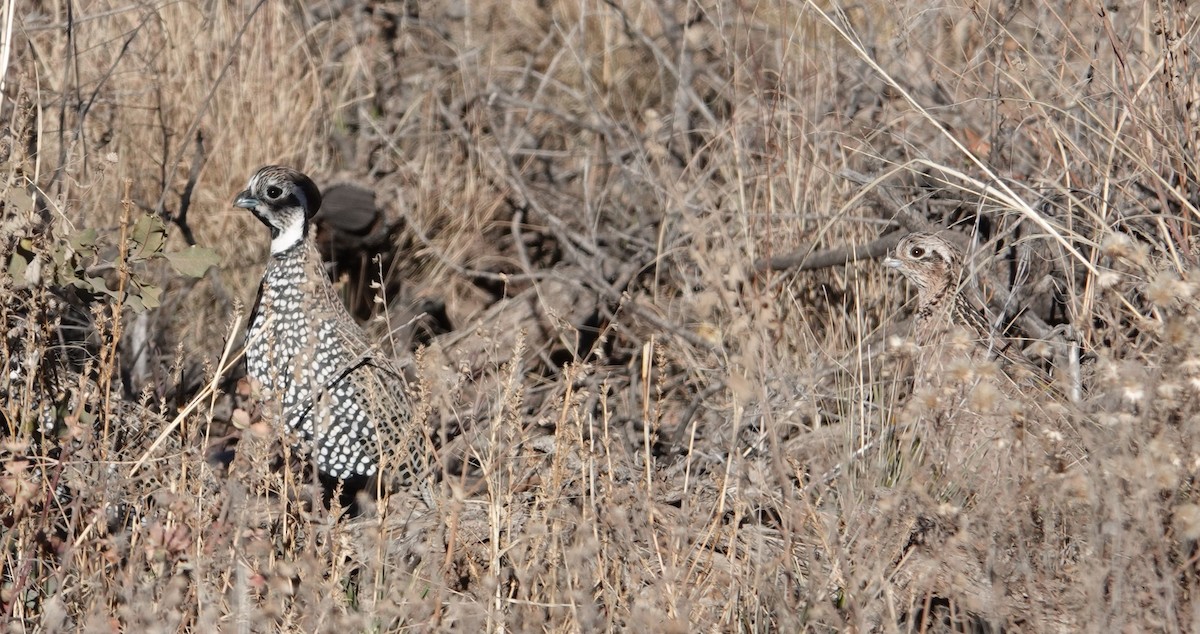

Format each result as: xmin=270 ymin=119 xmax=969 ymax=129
xmin=884 ymin=231 xmax=1042 ymax=380
xmin=235 ymin=165 xmax=427 ymax=493
xmin=880 ymin=239 xmax=1079 ymax=632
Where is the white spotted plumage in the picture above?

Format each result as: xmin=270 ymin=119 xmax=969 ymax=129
xmin=236 ymin=165 xmax=426 ymax=487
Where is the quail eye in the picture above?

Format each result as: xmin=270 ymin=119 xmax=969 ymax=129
xmin=909 ymin=246 xmax=925 ymax=258
xmin=265 ymin=185 xmax=283 ymax=199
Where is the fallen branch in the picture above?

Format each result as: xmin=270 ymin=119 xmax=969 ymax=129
xmin=754 ymin=232 xmax=902 ymax=273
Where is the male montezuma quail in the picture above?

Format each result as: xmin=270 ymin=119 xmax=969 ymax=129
xmin=235 ymin=165 xmax=424 ymax=489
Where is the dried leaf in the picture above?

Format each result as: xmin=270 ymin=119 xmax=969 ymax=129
xmin=231 ymin=408 xmax=251 ymax=429
xmin=727 ymin=372 xmax=755 ymax=406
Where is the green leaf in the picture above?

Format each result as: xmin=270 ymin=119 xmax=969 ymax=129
xmin=69 ymin=228 xmax=98 ymax=252
xmin=139 ymin=284 xmax=163 ymax=309
xmin=51 ymin=244 xmax=69 ymax=269
xmin=87 ymin=275 xmax=114 ymax=296
xmin=162 ymin=246 xmax=218 ymax=277
xmin=8 ymin=251 xmax=27 ymax=282
xmin=130 ymin=214 xmax=166 ymax=258
xmin=124 ymin=294 xmax=145 ymax=313
xmin=4 ymin=188 xmax=34 ymax=215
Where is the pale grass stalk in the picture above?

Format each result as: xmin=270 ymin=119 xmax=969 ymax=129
xmin=804 ymin=0 xmax=1099 ymax=273
xmin=0 ymin=0 xmax=14 ymax=115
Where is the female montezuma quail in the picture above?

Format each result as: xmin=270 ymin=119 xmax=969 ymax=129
xmin=234 ymin=165 xmax=424 ymax=490
xmin=884 ymin=231 xmax=1046 ymax=383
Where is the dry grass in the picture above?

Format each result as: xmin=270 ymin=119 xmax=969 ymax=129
xmin=4 ymin=0 xmax=1200 ymax=631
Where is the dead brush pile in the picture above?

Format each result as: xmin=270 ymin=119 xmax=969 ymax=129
xmin=4 ymin=0 xmax=1200 ymax=631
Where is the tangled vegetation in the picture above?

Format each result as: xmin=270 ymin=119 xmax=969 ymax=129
xmin=4 ymin=1 xmax=1200 ymax=631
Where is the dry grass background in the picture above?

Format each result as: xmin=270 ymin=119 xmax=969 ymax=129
xmin=4 ymin=0 xmax=1200 ymax=631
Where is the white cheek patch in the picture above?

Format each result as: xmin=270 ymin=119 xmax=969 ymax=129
xmin=271 ymin=213 xmax=305 ymax=254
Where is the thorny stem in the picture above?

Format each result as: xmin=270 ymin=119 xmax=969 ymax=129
xmin=97 ymin=180 xmax=134 ymax=460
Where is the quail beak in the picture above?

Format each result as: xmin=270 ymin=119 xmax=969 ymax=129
xmin=883 ymin=256 xmax=901 ymax=269
xmin=234 ymin=190 xmax=259 ymax=209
